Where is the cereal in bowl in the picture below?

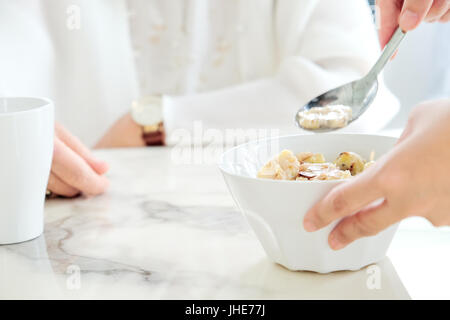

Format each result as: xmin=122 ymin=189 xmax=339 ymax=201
xmin=257 ymin=150 xmax=374 ymax=181
xmin=257 ymin=150 xmax=300 ymax=180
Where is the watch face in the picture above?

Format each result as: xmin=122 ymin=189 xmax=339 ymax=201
xmin=131 ymin=96 xmax=163 ymax=126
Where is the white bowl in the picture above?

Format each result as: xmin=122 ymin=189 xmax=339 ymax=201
xmin=219 ymin=134 xmax=399 ymax=273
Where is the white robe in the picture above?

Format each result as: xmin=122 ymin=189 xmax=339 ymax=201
xmin=0 ymin=0 xmax=399 ymax=147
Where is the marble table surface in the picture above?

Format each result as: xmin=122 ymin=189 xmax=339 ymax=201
xmin=1 ymin=147 xmax=449 ymax=300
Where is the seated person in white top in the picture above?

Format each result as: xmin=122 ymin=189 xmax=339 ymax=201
xmin=0 ymin=0 xmax=399 ymax=197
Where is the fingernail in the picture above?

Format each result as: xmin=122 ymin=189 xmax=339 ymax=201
xmin=303 ymin=219 xmax=317 ymax=232
xmin=399 ymin=9 xmax=420 ymax=31
xmin=329 ymin=233 xmax=345 ymax=250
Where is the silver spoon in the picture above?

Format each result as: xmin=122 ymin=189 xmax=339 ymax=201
xmin=295 ymin=27 xmax=406 ymax=132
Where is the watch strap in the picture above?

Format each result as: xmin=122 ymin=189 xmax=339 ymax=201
xmin=142 ymin=122 xmax=165 ymax=146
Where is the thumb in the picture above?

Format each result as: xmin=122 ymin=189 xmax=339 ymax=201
xmin=398 ymin=0 xmax=434 ymax=31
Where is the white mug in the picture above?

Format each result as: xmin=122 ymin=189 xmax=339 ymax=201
xmin=0 ymin=97 xmax=54 ymax=244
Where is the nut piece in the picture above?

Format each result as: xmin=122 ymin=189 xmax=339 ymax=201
xmin=334 ymin=152 xmax=365 ymax=176
xmin=321 ymin=169 xmax=351 ymax=180
xmin=298 ymin=171 xmax=317 ymax=179
xmin=297 ymin=162 xmax=352 ymax=181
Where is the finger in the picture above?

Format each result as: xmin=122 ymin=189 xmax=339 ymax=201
xmin=377 ymin=0 xmax=403 ymax=48
xmin=303 ymin=169 xmax=384 ymax=232
xmin=55 ymin=123 xmax=109 ymax=175
xmin=47 ymin=173 xmax=80 ymax=198
xmin=440 ymin=9 xmax=450 ymax=21
xmin=397 ymin=117 xmax=415 ymax=145
xmin=52 ymin=138 xmax=109 ymax=196
xmin=425 ymin=0 xmax=449 ymax=21
xmin=399 ymin=0 xmax=434 ymax=31
xmin=328 ymin=199 xmax=405 ymax=250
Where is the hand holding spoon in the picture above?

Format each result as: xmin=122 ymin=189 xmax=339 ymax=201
xmin=295 ymin=27 xmax=406 ymax=132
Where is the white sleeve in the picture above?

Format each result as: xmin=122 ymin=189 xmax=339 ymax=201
xmin=162 ymin=0 xmax=400 ymax=144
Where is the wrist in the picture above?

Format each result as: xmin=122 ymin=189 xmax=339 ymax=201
xmin=95 ymin=112 xmax=145 ymax=149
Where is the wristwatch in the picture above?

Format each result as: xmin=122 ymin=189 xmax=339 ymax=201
xmin=130 ymin=95 xmax=165 ymax=146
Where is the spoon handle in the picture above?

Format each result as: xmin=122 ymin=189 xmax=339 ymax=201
xmin=366 ymin=27 xmax=406 ymax=81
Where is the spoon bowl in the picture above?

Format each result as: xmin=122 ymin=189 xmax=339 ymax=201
xmin=295 ymin=27 xmax=405 ymax=132
xmin=295 ymin=78 xmax=378 ymax=132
